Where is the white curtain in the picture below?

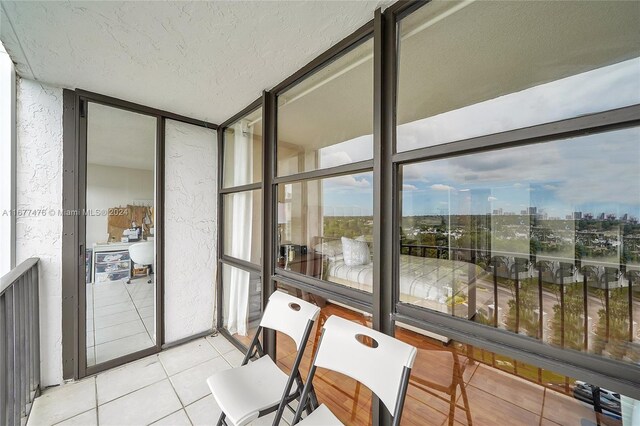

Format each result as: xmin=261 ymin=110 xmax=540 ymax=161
xmin=225 ymin=121 xmax=253 ymax=336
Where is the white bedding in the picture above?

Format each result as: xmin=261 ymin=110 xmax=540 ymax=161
xmin=326 ymin=254 xmax=480 ymax=313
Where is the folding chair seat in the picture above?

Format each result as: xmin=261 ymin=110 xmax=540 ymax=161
xmin=291 ymin=315 xmax=417 ymax=426
xmin=207 ymin=291 xmax=321 ymax=426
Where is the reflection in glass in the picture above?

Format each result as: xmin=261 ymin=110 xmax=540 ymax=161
xmin=275 ymin=285 xmax=373 ymax=424
xmin=277 ymin=173 xmax=374 ymax=292
xmin=277 ymin=39 xmax=373 ymax=176
xmin=395 ymin=323 xmax=635 ymax=425
xmin=222 ymin=107 xmax=262 ymax=188
xmin=400 ymin=128 xmax=640 ymax=365
xmin=397 ymin=1 xmax=640 ymax=152
xmin=222 ymin=263 xmax=262 ymax=339
xmin=223 ymin=190 xmax=262 ymax=265
xmin=85 ymin=102 xmax=157 ymax=367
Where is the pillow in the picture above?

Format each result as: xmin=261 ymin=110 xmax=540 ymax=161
xmin=341 ymin=236 xmax=370 ymax=266
xmin=313 ymin=239 xmax=343 ymax=257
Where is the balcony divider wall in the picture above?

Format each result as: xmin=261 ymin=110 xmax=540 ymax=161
xmin=215 ymin=1 xmax=640 ymax=424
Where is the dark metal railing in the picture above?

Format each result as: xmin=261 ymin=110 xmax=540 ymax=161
xmin=400 ymin=243 xmax=638 ymax=355
xmin=1 ymin=258 xmax=40 ymax=426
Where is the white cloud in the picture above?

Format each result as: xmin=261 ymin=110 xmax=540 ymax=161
xmin=403 ymin=184 xmax=418 ymax=191
xmin=326 ymin=175 xmax=371 ymax=189
xmin=431 ymin=184 xmax=455 ymax=191
xmin=488 ymin=196 xmax=498 ymax=202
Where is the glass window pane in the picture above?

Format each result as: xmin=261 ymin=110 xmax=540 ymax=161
xmin=277 ymin=172 xmax=374 ymax=292
xmin=277 ymin=39 xmax=374 ymax=177
xmin=395 ymin=324 xmax=636 ymax=425
xmin=85 ymin=102 xmax=158 ymax=367
xmin=221 ymin=263 xmax=262 ymax=343
xmin=397 ymin=1 xmax=640 ymax=152
xmin=223 ymin=190 xmax=262 ymax=265
xmin=400 ymin=128 xmax=640 ymax=365
xmin=222 ymin=107 xmax=262 ymax=188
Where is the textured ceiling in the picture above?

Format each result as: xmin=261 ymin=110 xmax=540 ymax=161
xmin=0 ymin=0 xmax=390 ymax=124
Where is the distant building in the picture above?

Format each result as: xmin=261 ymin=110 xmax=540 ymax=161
xmin=573 ymin=211 xmax=582 ymax=220
xmin=598 ymin=212 xmax=605 ymax=220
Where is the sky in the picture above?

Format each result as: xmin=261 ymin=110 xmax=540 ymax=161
xmin=318 ymin=57 xmax=640 ymax=218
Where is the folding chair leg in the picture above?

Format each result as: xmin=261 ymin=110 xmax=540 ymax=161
xmin=447 ymin=387 xmax=456 ymax=426
xmin=217 ymin=412 xmax=226 ymax=426
xmin=307 ymin=386 xmax=319 ymax=413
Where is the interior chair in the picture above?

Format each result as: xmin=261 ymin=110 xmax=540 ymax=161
xmin=127 ymin=241 xmax=154 ymax=284
xmin=409 ymin=349 xmax=473 ymax=426
xmin=207 ymin=291 xmax=321 ymax=426
xmin=291 ymin=315 xmax=417 ymax=426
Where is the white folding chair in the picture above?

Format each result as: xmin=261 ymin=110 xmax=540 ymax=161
xmin=291 ymin=315 xmax=417 ymax=426
xmin=207 ymin=291 xmax=321 ymax=426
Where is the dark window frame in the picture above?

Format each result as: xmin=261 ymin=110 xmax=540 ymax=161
xmin=215 ymin=97 xmax=265 ymax=348
xmin=388 ymin=0 xmax=640 ymax=400
xmin=216 ymin=1 xmax=640 ymax=424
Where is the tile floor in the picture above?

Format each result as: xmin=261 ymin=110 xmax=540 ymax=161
xmin=27 ymin=335 xmax=290 ymax=426
xmin=86 ymin=276 xmax=156 ymax=366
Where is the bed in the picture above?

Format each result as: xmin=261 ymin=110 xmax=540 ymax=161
xmin=315 ymin=237 xmax=481 ymax=316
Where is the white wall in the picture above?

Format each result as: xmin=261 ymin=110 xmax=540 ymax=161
xmin=15 ymin=78 xmax=63 ymax=387
xmin=0 ymin=43 xmax=16 ymax=276
xmin=86 ymin=163 xmax=154 ymax=247
xmin=164 ymin=120 xmax=217 ymax=343
xmin=14 ymin=78 xmax=218 ymax=384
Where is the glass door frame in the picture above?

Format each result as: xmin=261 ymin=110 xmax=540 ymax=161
xmin=62 ymin=89 xmax=219 ymax=379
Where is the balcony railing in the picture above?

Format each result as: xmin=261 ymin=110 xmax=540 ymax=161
xmin=1 ymin=258 xmax=40 ymax=426
xmin=400 ymin=243 xmax=639 ymax=360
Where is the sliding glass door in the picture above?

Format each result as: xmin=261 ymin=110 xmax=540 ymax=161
xmin=82 ymin=101 xmax=159 ymax=371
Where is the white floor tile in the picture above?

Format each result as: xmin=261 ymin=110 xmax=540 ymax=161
xmin=94 ymin=332 xmax=155 ymax=365
xmin=170 ymin=356 xmax=231 ymax=406
xmin=96 ymin=354 xmax=166 ymax=405
xmin=98 ymin=380 xmax=181 ymax=426
xmin=94 ymin=294 xmax=131 ymax=308
xmin=205 ymin=335 xmax=238 ymax=355
xmin=138 ymin=305 xmax=154 ymax=318
xmin=221 ymin=349 xmax=245 ymax=368
xmin=185 ymin=395 xmax=222 ymax=426
xmin=94 ymin=301 xmax=136 ymax=318
xmin=93 ymin=310 xmax=141 ymax=329
xmin=159 ymin=340 xmax=220 ymax=376
xmin=136 ymin=297 xmax=155 ymax=308
xmin=94 ymin=319 xmax=147 ymax=345
xmin=27 ymin=378 xmax=96 ymax=426
xmin=142 ymin=316 xmax=155 ymax=333
xmin=151 ymin=409 xmax=192 ymax=426
xmin=55 ymin=408 xmax=97 ymax=426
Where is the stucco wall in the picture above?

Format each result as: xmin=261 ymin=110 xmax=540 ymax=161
xmin=15 ymin=78 xmax=63 ymax=387
xmin=164 ymin=119 xmax=217 ymax=343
